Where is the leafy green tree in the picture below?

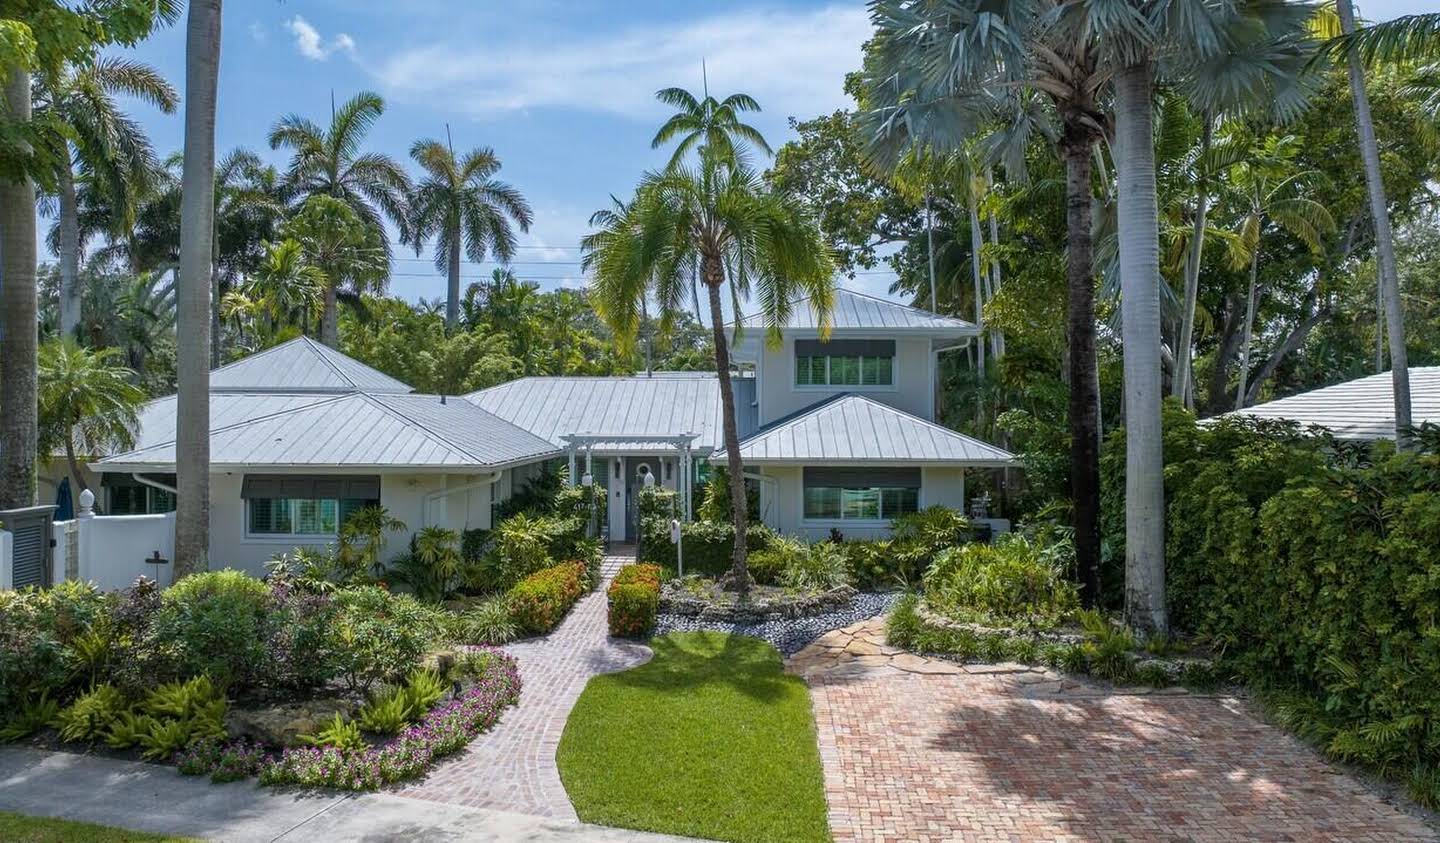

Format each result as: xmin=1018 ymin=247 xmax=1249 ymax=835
xmin=282 ymin=194 xmax=388 ymax=346
xmin=406 ymin=139 xmax=533 ymax=331
xmin=37 ymin=339 xmax=144 ymax=499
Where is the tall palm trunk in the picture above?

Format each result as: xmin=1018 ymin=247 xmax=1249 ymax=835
xmin=320 ymin=283 xmax=339 ymax=347
xmin=1114 ymin=62 xmax=1168 ymax=638
xmin=1336 ymin=0 xmax=1411 ymax=443
xmin=210 ymin=266 xmax=221 ymax=367
xmin=57 ymin=158 xmax=83 ymax=338
xmin=1173 ymin=117 xmax=1212 ymax=407
xmin=703 ymin=254 xmax=751 ymax=592
xmin=445 ymin=233 xmax=461 ymax=331
xmin=1061 ymin=127 xmax=1103 ymax=609
xmin=966 ymin=189 xmax=986 ymax=375
xmin=175 ymin=0 xmax=223 ymax=577
xmin=986 ymin=200 xmax=1005 ymax=359
xmin=0 ymin=66 xmax=38 ymax=510
xmin=1235 ymin=244 xmax=1261 ymax=410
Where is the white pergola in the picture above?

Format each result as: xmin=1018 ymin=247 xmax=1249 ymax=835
xmin=559 ymin=433 xmax=701 ymax=521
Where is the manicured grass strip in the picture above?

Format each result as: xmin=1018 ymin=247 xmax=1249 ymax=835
xmin=0 ymin=812 xmax=197 ymax=842
xmin=557 ymin=631 xmax=830 ymax=843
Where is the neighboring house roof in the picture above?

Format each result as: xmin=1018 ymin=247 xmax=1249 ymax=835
xmin=716 ymin=394 xmax=1015 ymax=466
xmin=95 ymin=392 xmax=559 ymax=473
xmin=1226 ymin=366 xmax=1440 ymax=440
xmin=464 ymin=375 xmax=727 ymax=454
xmin=209 ymin=336 xmax=412 ymax=393
xmin=730 ymin=287 xmax=979 ymax=335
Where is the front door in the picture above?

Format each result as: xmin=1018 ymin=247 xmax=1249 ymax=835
xmin=607 ymin=458 xmax=628 ymax=542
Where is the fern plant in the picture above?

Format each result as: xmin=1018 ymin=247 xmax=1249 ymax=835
xmin=53 ymin=684 xmax=128 ymax=743
xmin=144 ymin=676 xmax=221 ymax=720
xmin=139 ymin=717 xmax=192 ymax=761
xmin=299 ymin=713 xmax=366 ymax=751
xmin=403 ymin=668 xmax=446 ymax=714
xmin=357 ymin=687 xmax=413 ymax=735
xmin=104 ymin=710 xmax=157 ymax=750
xmin=0 ymin=693 xmax=60 ymax=743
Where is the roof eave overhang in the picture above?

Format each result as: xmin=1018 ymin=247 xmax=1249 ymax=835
xmin=713 ymin=456 xmax=1016 ymax=468
xmin=93 ymin=452 xmax=562 ymax=475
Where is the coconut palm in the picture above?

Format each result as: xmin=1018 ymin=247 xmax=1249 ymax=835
xmin=406 ymin=140 xmax=533 ymax=331
xmin=268 ymin=91 xmax=411 ymax=257
xmin=0 ymin=66 xmax=38 ymax=510
xmin=584 ymin=149 xmax=835 ymax=588
xmin=35 ymin=57 xmax=177 ymax=338
xmin=652 ymin=84 xmax=772 ymax=170
xmin=38 ymin=339 xmax=144 ymax=498
xmin=283 ymin=194 xmax=389 ymax=345
xmin=175 ymin=0 xmax=223 ymax=578
xmin=234 ymin=238 xmax=326 ymax=341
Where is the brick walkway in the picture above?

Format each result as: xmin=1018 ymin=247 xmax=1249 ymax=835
xmin=400 ymin=550 xmax=651 ymax=820
xmin=796 ymin=618 xmax=1435 ymax=842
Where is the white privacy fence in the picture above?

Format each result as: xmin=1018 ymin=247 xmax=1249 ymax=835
xmin=49 ymin=510 xmax=177 ymax=590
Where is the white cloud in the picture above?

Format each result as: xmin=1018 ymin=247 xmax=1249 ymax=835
xmin=371 ymin=5 xmax=868 ymax=121
xmin=286 ymin=16 xmax=356 ymax=61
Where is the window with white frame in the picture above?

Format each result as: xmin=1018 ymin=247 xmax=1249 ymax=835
xmin=794 ymin=339 xmax=895 ymax=387
xmin=802 ymin=467 xmax=920 ymax=521
xmin=241 ymin=475 xmax=380 ymax=538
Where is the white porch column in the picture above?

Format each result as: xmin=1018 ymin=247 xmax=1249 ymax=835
xmin=567 ymin=445 xmax=577 ymax=486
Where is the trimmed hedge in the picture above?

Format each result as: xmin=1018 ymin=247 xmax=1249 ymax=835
xmin=507 ymin=561 xmax=587 ymax=634
xmin=607 ymin=564 xmax=661 ymax=638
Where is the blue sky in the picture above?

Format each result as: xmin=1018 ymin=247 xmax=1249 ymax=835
xmin=86 ymin=0 xmax=1434 ymax=306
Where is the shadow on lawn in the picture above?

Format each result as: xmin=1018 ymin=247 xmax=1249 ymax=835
xmin=604 ymin=631 xmax=796 ymax=704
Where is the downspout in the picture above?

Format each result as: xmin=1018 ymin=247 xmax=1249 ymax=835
xmin=423 ymin=472 xmax=503 ymax=528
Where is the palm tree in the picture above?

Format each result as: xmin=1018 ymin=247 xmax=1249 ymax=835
xmin=175 ymin=0 xmax=223 ymax=578
xmin=652 ymin=83 xmax=772 ymax=169
xmin=234 ymin=238 xmax=325 ymax=341
xmin=406 ymin=139 xmax=533 ymax=331
xmin=35 ymin=57 xmax=177 ymax=338
xmin=283 ymin=195 xmax=388 ymax=345
xmin=1228 ymin=137 xmax=1336 ymax=409
xmin=0 ymin=65 xmax=38 ymax=510
xmin=268 ymin=91 xmax=411 ymax=258
xmin=38 ymin=340 xmax=144 ymax=498
xmin=584 ymin=150 xmax=835 ymax=589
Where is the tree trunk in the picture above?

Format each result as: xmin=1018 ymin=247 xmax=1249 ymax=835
xmin=967 ymin=189 xmax=987 ymax=376
xmin=210 ymin=265 xmax=221 ymax=367
xmin=58 ymin=158 xmax=84 ymax=338
xmin=1061 ymin=131 xmax=1103 ymax=609
xmin=703 ymin=256 xmax=751 ymax=592
xmin=445 ymin=233 xmax=461 ymax=331
xmin=924 ymin=191 xmax=937 ymax=313
xmin=1114 ymin=62 xmax=1168 ymax=638
xmin=64 ymin=438 xmax=90 ymax=496
xmin=175 ymin=0 xmax=223 ymax=578
xmin=1207 ymin=291 xmax=1246 ymax=412
xmin=320 ymin=282 xmax=339 ymax=347
xmin=1173 ymin=117 xmax=1211 ymax=407
xmin=0 ymin=65 xmax=38 ymax=510
xmin=986 ymin=197 xmax=1005 ymax=359
xmin=1235 ymin=246 xmax=1261 ymax=410
xmin=1336 ymin=0 xmax=1411 ymax=443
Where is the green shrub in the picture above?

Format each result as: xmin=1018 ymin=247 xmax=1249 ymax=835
xmin=52 ymin=683 xmax=128 ymax=743
xmin=152 ymin=570 xmax=272 ymax=687
xmin=841 ymin=539 xmax=907 ymax=590
xmin=479 ymin=512 xmax=557 ymax=591
xmin=0 ymin=693 xmax=59 ymax=743
xmin=507 ymin=562 xmax=586 ymax=634
xmin=780 ymin=541 xmax=850 ymax=591
xmin=638 ymin=517 xmax=775 ymax=576
xmin=299 ymin=712 xmax=366 ymax=752
xmin=331 ymin=587 xmax=444 ymax=692
xmin=451 ymin=595 xmax=518 ymax=645
xmin=403 ymin=668 xmax=446 ymax=713
xmin=922 ymin=534 xmax=1078 ymax=628
xmin=608 ymin=564 xmax=661 ymax=638
xmin=357 ymin=686 xmax=413 ymax=735
xmin=0 ymin=581 xmax=108 ymax=710
xmin=103 ymin=709 xmax=155 ymax=749
xmin=747 ymin=536 xmax=807 ymax=586
xmin=143 ymin=675 xmax=222 ymax=720
xmin=890 ymin=506 xmax=972 ymax=567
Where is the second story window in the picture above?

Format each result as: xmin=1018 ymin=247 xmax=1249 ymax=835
xmin=795 ymin=339 xmax=895 ymax=387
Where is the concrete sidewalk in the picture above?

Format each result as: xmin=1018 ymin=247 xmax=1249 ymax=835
xmin=0 ymin=747 xmax=692 ymax=842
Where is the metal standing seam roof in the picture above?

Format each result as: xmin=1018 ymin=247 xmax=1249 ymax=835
xmin=208 ymin=336 xmax=413 ymax=393
xmin=95 ymin=391 xmax=559 ymax=472
xmin=716 ymin=394 xmax=1015 ymax=465
xmin=1226 ymin=366 xmax=1440 ymax=440
xmin=730 ymin=287 xmax=979 ymax=334
xmin=464 ymin=376 xmax=726 ymax=454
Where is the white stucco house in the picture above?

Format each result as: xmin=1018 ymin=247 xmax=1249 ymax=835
xmin=71 ymin=289 xmax=1014 ymax=576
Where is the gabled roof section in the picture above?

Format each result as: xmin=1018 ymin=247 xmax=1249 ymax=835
xmin=96 ymin=392 xmax=558 ymax=472
xmin=209 ymin=336 xmax=412 ymax=394
xmin=464 ymin=375 xmax=726 ymax=453
xmin=1227 ymin=366 xmax=1440 ymax=440
xmin=730 ymin=287 xmax=979 ymax=335
xmin=717 ymin=394 xmax=1014 ymax=466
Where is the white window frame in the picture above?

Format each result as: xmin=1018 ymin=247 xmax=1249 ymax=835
xmin=243 ymin=497 xmax=343 ymax=543
xmin=792 ymin=351 xmax=897 ymax=392
xmin=799 ymin=482 xmax=924 ymax=526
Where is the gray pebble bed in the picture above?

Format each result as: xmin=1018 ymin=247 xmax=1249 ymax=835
xmin=654 ymin=590 xmax=902 ymax=656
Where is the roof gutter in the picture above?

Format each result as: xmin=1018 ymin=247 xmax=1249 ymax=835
xmin=423 ymin=471 xmax=503 ymax=528
xmin=132 ymin=473 xmax=178 ymax=495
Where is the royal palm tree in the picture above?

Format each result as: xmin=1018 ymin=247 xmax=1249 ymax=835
xmin=584 ymin=147 xmax=835 ymax=589
xmin=38 ymin=340 xmax=144 ymax=498
xmin=35 ymin=57 xmax=177 ymax=338
xmin=0 ymin=64 xmax=38 ymax=510
xmin=652 ymin=83 xmax=772 ymax=170
xmin=268 ymin=90 xmax=411 ymax=258
xmin=175 ymin=0 xmax=223 ymax=578
xmin=406 ymin=139 xmax=533 ymax=330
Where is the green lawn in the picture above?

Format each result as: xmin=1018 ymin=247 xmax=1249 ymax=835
xmin=0 ymin=812 xmax=197 ymax=842
xmin=557 ymin=632 xmax=831 ymax=843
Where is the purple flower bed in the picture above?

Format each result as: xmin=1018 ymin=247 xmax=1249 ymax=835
xmin=179 ymin=649 xmax=521 ymax=791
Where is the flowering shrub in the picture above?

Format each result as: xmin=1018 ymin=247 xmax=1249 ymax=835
xmin=506 ymin=562 xmax=586 ymax=634
xmin=607 ymin=564 xmax=660 ymax=638
xmin=177 ymin=738 xmax=267 ymax=783
xmin=258 ymin=650 xmax=521 ymax=790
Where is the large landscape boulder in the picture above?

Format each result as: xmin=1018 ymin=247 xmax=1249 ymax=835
xmin=224 ymin=698 xmax=359 ymax=747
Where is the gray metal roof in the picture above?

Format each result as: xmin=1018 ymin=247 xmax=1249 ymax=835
xmin=1226 ymin=366 xmax=1440 ymax=440
xmin=717 ymin=394 xmax=1015 ymax=465
xmin=464 ymin=375 xmax=727 ymax=454
xmin=731 ymin=287 xmax=979 ymax=335
xmin=96 ymin=391 xmax=558 ymax=473
xmin=209 ymin=336 xmax=412 ymax=393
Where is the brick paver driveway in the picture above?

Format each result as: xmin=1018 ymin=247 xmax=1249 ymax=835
xmin=794 ymin=618 xmax=1435 ymax=842
xmin=401 ymin=550 xmax=650 ymax=820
